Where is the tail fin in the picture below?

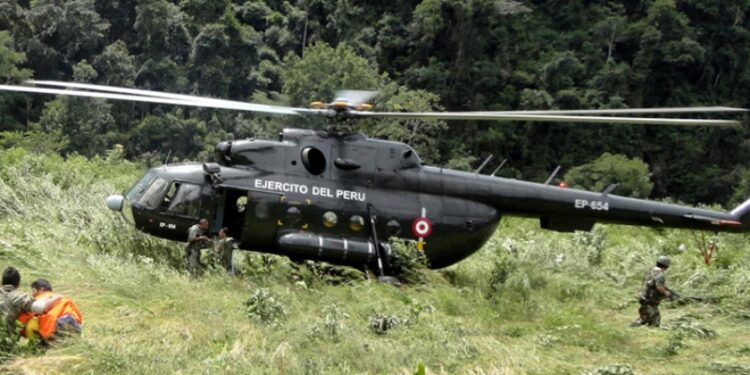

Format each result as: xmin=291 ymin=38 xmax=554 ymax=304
xmin=730 ymin=198 xmax=750 ymax=223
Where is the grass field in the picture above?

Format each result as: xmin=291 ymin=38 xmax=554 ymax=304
xmin=1 ymin=148 xmax=750 ymax=374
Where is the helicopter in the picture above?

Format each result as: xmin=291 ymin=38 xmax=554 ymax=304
xmin=0 ymin=80 xmax=748 ymax=276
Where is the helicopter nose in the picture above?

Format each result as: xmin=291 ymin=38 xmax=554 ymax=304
xmin=106 ymin=194 xmax=124 ymax=212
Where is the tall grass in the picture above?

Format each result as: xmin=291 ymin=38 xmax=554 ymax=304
xmin=1 ymin=148 xmax=750 ymax=374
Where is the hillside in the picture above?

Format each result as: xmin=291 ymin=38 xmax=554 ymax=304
xmin=2 ymin=0 xmax=750 ymax=205
xmin=1 ymin=149 xmax=750 ymax=374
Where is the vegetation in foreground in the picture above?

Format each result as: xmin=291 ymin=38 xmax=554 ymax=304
xmin=1 ymin=150 xmax=750 ymax=374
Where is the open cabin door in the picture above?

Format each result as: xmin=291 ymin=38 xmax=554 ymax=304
xmin=217 ymin=188 xmax=249 ymax=243
xmin=241 ymin=190 xmax=283 ymax=248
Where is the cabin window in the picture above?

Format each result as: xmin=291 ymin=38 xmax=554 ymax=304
xmin=301 ymin=147 xmax=326 ymax=175
xmin=163 ymin=182 xmax=202 ymax=218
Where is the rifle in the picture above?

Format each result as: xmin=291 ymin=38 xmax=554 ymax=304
xmin=666 ymin=288 xmax=710 ymax=305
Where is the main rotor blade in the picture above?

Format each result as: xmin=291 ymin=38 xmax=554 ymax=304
xmin=26 ymin=80 xmax=313 ymax=115
xmin=349 ymin=111 xmax=741 ymax=126
xmin=476 ymin=107 xmax=749 ymax=115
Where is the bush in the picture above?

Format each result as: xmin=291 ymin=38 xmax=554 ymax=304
xmin=583 ymin=364 xmax=636 ymax=375
xmin=368 ymin=315 xmax=400 ymax=334
xmin=244 ymin=288 xmax=287 ymax=325
xmin=387 ymin=238 xmax=429 ymax=284
xmin=564 ymin=153 xmax=653 ymax=198
xmin=308 ymin=303 xmax=347 ymax=342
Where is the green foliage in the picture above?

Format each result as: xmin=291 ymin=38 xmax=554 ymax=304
xmin=565 ymin=153 xmax=654 ymax=198
xmin=0 ymin=31 xmax=31 ymax=83
xmin=282 ymin=42 xmax=381 ymax=106
xmin=0 ymin=0 xmax=747 ymax=204
xmin=583 ymin=364 xmax=636 ymax=375
xmin=1 ymin=150 xmax=750 ymax=373
xmin=244 ymin=288 xmax=287 ymax=325
xmin=0 ymin=131 xmax=68 ymax=154
xmin=388 ymin=238 xmax=429 ymax=284
xmin=573 ymin=226 xmax=607 ymax=266
xmin=368 ymin=314 xmax=399 ymax=334
xmin=710 ymin=362 xmax=750 ymax=374
xmin=670 ymin=314 xmax=716 ymax=339
xmin=308 ymin=303 xmax=347 ymax=343
xmin=415 ymin=362 xmax=426 ymax=375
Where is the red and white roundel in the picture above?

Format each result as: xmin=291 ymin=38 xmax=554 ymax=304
xmin=411 ymin=217 xmax=433 ymax=238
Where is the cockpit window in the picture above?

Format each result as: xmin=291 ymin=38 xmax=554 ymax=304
xmin=137 ymin=178 xmax=169 ymax=209
xmin=126 ymin=170 xmax=157 ymax=202
xmin=164 ymin=182 xmax=201 ymax=218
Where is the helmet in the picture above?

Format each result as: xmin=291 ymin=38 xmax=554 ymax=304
xmin=657 ymin=255 xmax=671 ymax=268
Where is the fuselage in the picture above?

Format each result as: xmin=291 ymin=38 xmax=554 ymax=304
xmin=111 ymin=128 xmax=750 ymax=270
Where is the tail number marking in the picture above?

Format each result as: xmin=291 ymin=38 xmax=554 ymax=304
xmin=574 ymin=199 xmax=609 ymax=211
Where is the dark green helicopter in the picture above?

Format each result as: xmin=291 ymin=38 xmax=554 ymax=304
xmin=0 ymin=81 xmax=748 ymax=275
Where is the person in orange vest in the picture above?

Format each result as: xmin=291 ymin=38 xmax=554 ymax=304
xmin=19 ymin=279 xmax=82 ymax=343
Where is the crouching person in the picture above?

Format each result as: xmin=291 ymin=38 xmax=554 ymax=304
xmin=19 ymin=279 xmax=83 ymax=343
xmin=0 ymin=267 xmax=60 ymax=349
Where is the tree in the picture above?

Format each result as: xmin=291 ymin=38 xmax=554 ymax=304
xmin=34 ymin=61 xmax=115 ymax=156
xmin=0 ymin=30 xmax=30 ymax=84
xmin=564 ymin=153 xmax=654 ymax=198
xmin=94 ymin=40 xmax=135 ymax=86
xmin=133 ymin=0 xmax=191 ymax=62
xmin=282 ymin=42 xmax=446 ymax=162
xmin=282 ymin=42 xmax=382 ymax=106
xmin=0 ymin=31 xmax=32 ymax=131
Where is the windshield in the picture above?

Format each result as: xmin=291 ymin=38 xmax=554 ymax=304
xmin=137 ymin=178 xmax=169 ymax=209
xmin=126 ymin=170 xmax=157 ymax=202
xmin=166 ymin=182 xmax=202 ymax=218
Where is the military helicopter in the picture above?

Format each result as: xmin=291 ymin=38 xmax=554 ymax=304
xmin=0 ymin=80 xmax=748 ymax=276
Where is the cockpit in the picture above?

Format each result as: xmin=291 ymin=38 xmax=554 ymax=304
xmin=125 ymin=168 xmax=204 ymax=215
xmin=106 ymin=165 xmax=209 ymax=230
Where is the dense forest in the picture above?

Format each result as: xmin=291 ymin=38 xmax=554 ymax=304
xmin=1 ymin=0 xmax=750 ymax=205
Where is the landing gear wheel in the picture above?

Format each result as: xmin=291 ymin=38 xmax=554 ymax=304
xmin=377 ymin=275 xmax=402 ymax=286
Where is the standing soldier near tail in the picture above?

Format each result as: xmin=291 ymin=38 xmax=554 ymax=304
xmin=632 ymin=256 xmax=674 ymax=327
xmin=185 ymin=218 xmax=211 ymax=274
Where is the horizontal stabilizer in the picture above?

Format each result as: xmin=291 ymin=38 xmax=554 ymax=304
xmin=730 ymin=198 xmax=750 ymax=223
xmin=683 ymin=213 xmax=741 ymax=226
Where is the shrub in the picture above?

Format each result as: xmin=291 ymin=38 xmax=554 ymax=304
xmin=583 ymin=364 xmax=636 ymax=375
xmin=244 ymin=288 xmax=287 ymax=325
xmin=368 ymin=315 xmax=400 ymax=334
xmin=387 ymin=238 xmax=429 ymax=284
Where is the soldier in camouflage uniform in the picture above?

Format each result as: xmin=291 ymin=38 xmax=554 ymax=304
xmin=185 ymin=218 xmax=211 ymax=274
xmin=0 ymin=267 xmax=59 ymax=347
xmin=212 ymin=227 xmax=237 ymax=275
xmin=632 ymin=256 xmax=673 ymax=327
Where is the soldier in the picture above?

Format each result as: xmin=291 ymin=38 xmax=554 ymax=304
xmin=185 ymin=218 xmax=211 ymax=274
xmin=632 ymin=255 xmax=674 ymax=327
xmin=0 ymin=267 xmax=59 ymax=343
xmin=213 ymin=227 xmax=237 ymax=275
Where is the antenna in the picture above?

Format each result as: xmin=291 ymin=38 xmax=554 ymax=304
xmin=491 ymin=158 xmax=508 ymax=177
xmin=474 ymin=154 xmax=494 ymax=174
xmin=602 ymin=183 xmax=619 ymax=196
xmin=163 ymin=150 xmax=172 ymax=170
xmin=544 ymin=165 xmax=562 ymax=185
